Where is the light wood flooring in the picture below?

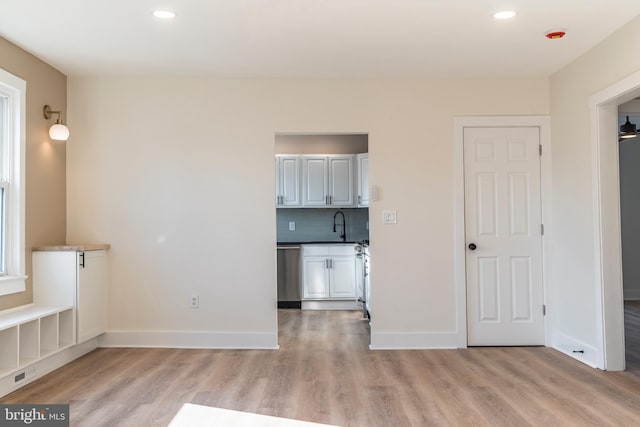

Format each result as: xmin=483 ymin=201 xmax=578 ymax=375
xmin=4 ymin=309 xmax=640 ymax=426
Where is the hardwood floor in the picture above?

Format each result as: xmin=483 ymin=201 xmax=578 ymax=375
xmin=625 ymin=300 xmax=640 ymax=371
xmin=4 ymin=309 xmax=640 ymax=426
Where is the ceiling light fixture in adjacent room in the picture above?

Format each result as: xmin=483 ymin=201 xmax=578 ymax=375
xmin=620 ymin=116 xmax=638 ymax=141
xmin=153 ymin=10 xmax=176 ymax=19
xmin=493 ymin=11 xmax=516 ymax=19
xmin=43 ymin=105 xmax=69 ymax=141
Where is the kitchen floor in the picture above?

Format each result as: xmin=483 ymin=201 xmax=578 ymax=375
xmin=4 ymin=310 xmax=640 ymax=426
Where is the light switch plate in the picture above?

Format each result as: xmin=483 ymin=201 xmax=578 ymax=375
xmin=371 ymin=185 xmax=379 ymax=201
xmin=289 ymin=221 xmax=296 ymax=231
xmin=383 ymin=210 xmax=397 ymax=224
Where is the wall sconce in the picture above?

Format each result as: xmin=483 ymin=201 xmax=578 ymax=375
xmin=43 ymin=105 xmax=69 ymax=141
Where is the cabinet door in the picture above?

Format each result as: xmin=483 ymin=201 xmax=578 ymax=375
xmin=303 ymin=156 xmax=329 ymax=206
xmin=279 ymin=156 xmax=301 ymax=206
xmin=275 ymin=157 xmax=281 ymax=205
xmin=328 ymin=156 xmax=354 ymax=207
xmin=329 ymin=256 xmax=356 ymax=298
xmin=357 ymin=153 xmax=369 ymax=207
xmin=77 ymin=250 xmax=105 ymax=343
xmin=303 ymin=257 xmax=330 ymax=299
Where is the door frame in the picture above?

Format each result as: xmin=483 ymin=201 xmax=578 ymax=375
xmin=453 ymin=116 xmax=552 ymax=348
xmin=588 ymin=69 xmax=640 ymax=370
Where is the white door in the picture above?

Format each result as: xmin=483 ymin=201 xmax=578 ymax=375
xmin=464 ymin=127 xmax=544 ymax=346
xmin=303 ymin=156 xmax=328 ymax=206
xmin=357 ymin=153 xmax=369 ymax=207
xmin=328 ymin=156 xmax=354 ymax=207
xmin=77 ymin=250 xmax=105 ymax=343
xmin=279 ymin=156 xmax=301 ymax=206
xmin=303 ymin=257 xmax=330 ymax=299
xmin=329 ymin=256 xmax=356 ymax=298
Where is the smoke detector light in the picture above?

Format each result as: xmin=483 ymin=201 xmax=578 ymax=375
xmin=153 ymin=10 xmax=176 ymax=19
xmin=545 ymin=29 xmax=566 ymax=39
xmin=494 ymin=11 xmax=516 ymax=19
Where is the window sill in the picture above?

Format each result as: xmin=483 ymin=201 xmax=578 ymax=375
xmin=0 ymin=275 xmax=27 ymax=297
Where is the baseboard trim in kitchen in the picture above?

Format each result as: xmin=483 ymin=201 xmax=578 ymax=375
xmin=98 ymin=331 xmax=279 ymax=350
xmin=369 ymin=332 xmax=458 ymax=350
xmin=301 ymin=300 xmax=360 ymax=310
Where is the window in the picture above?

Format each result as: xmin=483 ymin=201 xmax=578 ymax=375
xmin=0 ymin=68 xmax=26 ymax=296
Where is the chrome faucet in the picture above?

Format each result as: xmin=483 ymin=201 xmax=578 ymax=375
xmin=333 ymin=211 xmax=347 ymax=243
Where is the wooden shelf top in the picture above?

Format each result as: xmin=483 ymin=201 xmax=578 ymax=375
xmin=32 ymin=244 xmax=110 ymax=252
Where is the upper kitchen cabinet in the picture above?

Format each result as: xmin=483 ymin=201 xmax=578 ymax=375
xmin=357 ymin=153 xmax=369 ymax=207
xmin=302 ymin=155 xmax=355 ymax=207
xmin=275 ymin=155 xmax=302 ymax=208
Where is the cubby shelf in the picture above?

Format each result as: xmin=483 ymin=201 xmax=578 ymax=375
xmin=0 ymin=305 xmax=74 ymax=378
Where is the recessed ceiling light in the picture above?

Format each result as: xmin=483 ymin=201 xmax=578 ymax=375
xmin=153 ymin=10 xmax=176 ymax=19
xmin=494 ymin=11 xmax=516 ymax=20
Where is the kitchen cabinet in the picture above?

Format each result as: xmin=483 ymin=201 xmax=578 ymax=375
xmin=302 ymin=245 xmax=356 ymax=299
xmin=302 ymin=155 xmax=355 ymax=207
xmin=275 ymin=155 xmax=301 ymax=207
xmin=357 ymin=153 xmax=369 ymax=207
xmin=33 ymin=247 xmax=108 ymax=344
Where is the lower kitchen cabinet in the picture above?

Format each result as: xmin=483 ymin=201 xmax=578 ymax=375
xmin=302 ymin=245 xmax=356 ymax=299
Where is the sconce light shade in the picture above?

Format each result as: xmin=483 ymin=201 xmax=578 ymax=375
xmin=43 ymin=104 xmax=69 ymax=141
xmin=49 ymin=123 xmax=70 ymax=141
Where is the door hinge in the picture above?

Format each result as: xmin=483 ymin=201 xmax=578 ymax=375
xmin=539 ymin=144 xmax=542 ymax=156
xmin=543 ymin=305 xmax=546 ymax=316
xmin=541 ymin=224 xmax=544 ymax=236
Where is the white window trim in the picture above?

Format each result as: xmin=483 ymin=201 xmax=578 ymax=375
xmin=0 ymin=68 xmax=26 ymax=297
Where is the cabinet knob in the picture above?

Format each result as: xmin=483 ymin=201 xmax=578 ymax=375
xmin=468 ymin=243 xmax=477 ymax=251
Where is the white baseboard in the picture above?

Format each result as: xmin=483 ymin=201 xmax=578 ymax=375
xmin=301 ymin=300 xmax=360 ymax=310
xmin=0 ymin=339 xmax=98 ymax=398
xmin=624 ymin=289 xmax=640 ymax=300
xmin=98 ymin=331 xmax=279 ymax=349
xmin=550 ymin=330 xmax=600 ymax=369
xmin=370 ymin=331 xmax=458 ymax=349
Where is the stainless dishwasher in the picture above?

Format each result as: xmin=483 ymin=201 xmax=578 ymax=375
xmin=277 ymin=245 xmax=301 ymax=308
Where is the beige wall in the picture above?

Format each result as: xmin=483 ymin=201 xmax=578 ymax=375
xmin=549 ymin=15 xmax=640 ymax=347
xmin=67 ymin=77 xmax=548 ymax=344
xmin=275 ymin=134 xmax=368 ymax=154
xmin=0 ymin=37 xmax=67 ymax=310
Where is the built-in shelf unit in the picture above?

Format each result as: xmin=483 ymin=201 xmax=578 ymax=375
xmin=0 ymin=305 xmax=74 ymax=379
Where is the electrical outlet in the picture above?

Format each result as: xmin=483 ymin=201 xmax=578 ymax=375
xmin=289 ymin=221 xmax=296 ymax=231
xmin=190 ymin=295 xmax=199 ymax=308
xmin=383 ymin=210 xmax=397 ymax=224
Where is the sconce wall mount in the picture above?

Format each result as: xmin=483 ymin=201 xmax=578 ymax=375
xmin=43 ymin=105 xmax=69 ymax=141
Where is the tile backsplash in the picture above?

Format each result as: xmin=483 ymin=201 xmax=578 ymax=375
xmin=277 ymin=208 xmax=369 ymax=243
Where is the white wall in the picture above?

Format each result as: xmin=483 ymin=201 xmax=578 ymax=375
xmin=549 ymin=15 xmax=640 ymax=359
xmin=67 ymin=77 xmax=548 ymax=348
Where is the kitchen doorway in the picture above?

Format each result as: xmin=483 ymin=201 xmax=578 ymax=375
xmin=274 ymin=133 xmax=371 ymax=347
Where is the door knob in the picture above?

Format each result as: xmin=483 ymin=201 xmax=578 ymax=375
xmin=468 ymin=243 xmax=477 ymax=251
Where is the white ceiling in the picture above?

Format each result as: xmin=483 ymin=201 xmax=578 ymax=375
xmin=2 ymin=0 xmax=640 ymax=78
